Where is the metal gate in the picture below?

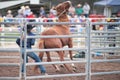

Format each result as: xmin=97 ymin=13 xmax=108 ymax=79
xmin=0 ymin=18 xmax=120 ymax=80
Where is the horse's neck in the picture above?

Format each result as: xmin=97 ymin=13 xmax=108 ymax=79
xmin=58 ymin=15 xmax=69 ymax=22
xmin=57 ymin=14 xmax=70 ymax=30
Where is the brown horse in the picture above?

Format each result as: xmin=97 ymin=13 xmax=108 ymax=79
xmin=35 ymin=1 xmax=76 ymax=73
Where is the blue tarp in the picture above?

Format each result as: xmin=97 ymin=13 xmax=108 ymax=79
xmin=94 ymin=0 xmax=120 ymax=6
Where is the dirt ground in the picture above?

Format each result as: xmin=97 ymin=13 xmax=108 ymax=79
xmin=0 ymin=52 xmax=120 ymax=80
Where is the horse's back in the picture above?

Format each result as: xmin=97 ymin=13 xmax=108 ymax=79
xmin=40 ymin=25 xmax=71 ymax=48
xmin=42 ymin=25 xmax=70 ymax=35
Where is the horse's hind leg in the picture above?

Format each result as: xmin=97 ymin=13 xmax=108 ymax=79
xmin=57 ymin=51 xmax=72 ymax=72
xmin=46 ymin=51 xmax=60 ymax=72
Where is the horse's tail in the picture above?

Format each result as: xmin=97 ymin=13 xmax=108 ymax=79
xmin=34 ymin=39 xmax=44 ymax=73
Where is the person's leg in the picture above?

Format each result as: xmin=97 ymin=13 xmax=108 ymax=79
xmin=21 ymin=49 xmax=28 ymax=73
xmin=27 ymin=52 xmax=46 ymax=73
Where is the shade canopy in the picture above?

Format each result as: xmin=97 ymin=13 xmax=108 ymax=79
xmin=0 ymin=0 xmax=29 ymax=9
xmin=94 ymin=0 xmax=120 ymax=6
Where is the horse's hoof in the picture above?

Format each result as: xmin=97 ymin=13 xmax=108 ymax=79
xmin=60 ymin=64 xmax=64 ymax=68
xmin=73 ymin=69 xmax=77 ymax=73
xmin=73 ymin=66 xmax=77 ymax=70
xmin=72 ymin=67 xmax=77 ymax=73
xmin=55 ymin=65 xmax=60 ymax=72
xmin=55 ymin=69 xmax=60 ymax=72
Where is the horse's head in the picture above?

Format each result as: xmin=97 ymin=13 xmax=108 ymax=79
xmin=54 ymin=1 xmax=71 ymax=17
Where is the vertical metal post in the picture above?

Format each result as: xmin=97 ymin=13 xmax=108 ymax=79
xmin=19 ymin=18 xmax=24 ymax=80
xmin=77 ymin=22 xmax=80 ymax=48
xmin=23 ymin=23 xmax=27 ymax=80
xmin=40 ymin=18 xmax=44 ymax=32
xmin=37 ymin=18 xmax=42 ymax=33
xmin=85 ymin=19 xmax=91 ymax=80
xmin=104 ymin=21 xmax=108 ymax=59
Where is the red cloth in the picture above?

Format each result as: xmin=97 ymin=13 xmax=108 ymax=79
xmin=26 ymin=14 xmax=35 ymax=18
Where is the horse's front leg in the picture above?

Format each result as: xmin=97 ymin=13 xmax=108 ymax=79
xmin=68 ymin=38 xmax=73 ymax=60
xmin=68 ymin=38 xmax=77 ymax=72
xmin=39 ymin=52 xmax=44 ymax=61
xmin=46 ymin=51 xmax=60 ymax=72
xmin=57 ymin=51 xmax=73 ymax=72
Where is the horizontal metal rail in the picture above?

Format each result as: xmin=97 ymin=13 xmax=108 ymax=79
xmin=92 ymin=35 xmax=120 ymax=38
xmin=27 ymin=34 xmax=87 ymax=39
xmin=91 ymin=71 xmax=120 ymax=76
xmin=92 ymin=47 xmax=120 ymax=51
xmin=92 ymin=22 xmax=120 ymax=25
xmin=27 ymin=22 xmax=87 ymax=25
xmin=0 ymin=36 xmax=19 ymax=38
xmin=91 ymin=50 xmax=120 ymax=53
xmin=26 ymin=47 xmax=120 ymax=53
xmin=0 ymin=48 xmax=19 ymax=52
xmin=91 ymin=31 xmax=120 ymax=34
xmin=0 ymin=40 xmax=16 ymax=42
xmin=26 ymin=48 xmax=87 ymax=52
xmin=91 ymin=41 xmax=120 ymax=43
xmin=0 ymin=56 xmax=19 ymax=59
xmin=0 ymin=77 xmax=20 ymax=80
xmin=42 ymin=56 xmax=85 ymax=60
xmin=26 ymin=60 xmax=86 ymax=66
xmin=0 ymin=22 xmax=20 ymax=24
xmin=0 ymin=32 xmax=19 ymax=34
xmin=26 ymin=73 xmax=86 ymax=79
xmin=0 ymin=63 xmax=20 ymax=66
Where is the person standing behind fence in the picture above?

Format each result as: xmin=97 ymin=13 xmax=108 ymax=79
xmin=6 ymin=10 xmax=13 ymax=19
xmin=16 ymin=24 xmax=46 ymax=76
xmin=39 ymin=7 xmax=46 ymax=17
xmin=24 ymin=6 xmax=31 ymax=17
xmin=75 ymin=4 xmax=83 ymax=17
xmin=50 ymin=6 xmax=57 ymax=17
xmin=82 ymin=2 xmax=90 ymax=18
xmin=5 ymin=10 xmax=13 ymax=27
xmin=15 ymin=9 xmax=25 ymax=29
xmin=68 ymin=5 xmax=75 ymax=17
xmin=16 ymin=9 xmax=25 ymax=18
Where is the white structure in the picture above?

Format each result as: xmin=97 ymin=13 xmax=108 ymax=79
xmin=30 ymin=0 xmax=40 ymax=4
xmin=103 ymin=6 xmax=111 ymax=17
